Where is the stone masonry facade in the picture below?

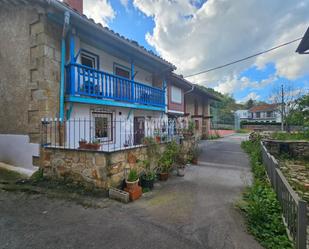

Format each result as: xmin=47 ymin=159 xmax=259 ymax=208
xmin=0 ymin=3 xmax=61 ymax=143
xmin=40 ymin=139 xmax=194 ymax=190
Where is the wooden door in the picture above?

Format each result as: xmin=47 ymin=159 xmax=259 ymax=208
xmin=134 ymin=117 xmax=145 ymax=145
xmin=115 ymin=66 xmax=131 ymax=100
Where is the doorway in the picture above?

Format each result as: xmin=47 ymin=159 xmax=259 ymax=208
xmin=134 ymin=117 xmax=145 ymax=145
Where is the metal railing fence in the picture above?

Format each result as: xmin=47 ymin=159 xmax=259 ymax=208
xmin=41 ymin=117 xmax=189 ymax=152
xmin=261 ymin=142 xmax=307 ymax=249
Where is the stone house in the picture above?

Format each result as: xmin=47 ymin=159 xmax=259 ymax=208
xmin=0 ymin=0 xmax=199 ymax=177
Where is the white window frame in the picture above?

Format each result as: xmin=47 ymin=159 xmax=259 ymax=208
xmin=92 ymin=112 xmax=113 ymax=142
xmin=171 ymin=86 xmax=182 ymax=104
xmin=81 ymin=51 xmax=97 ymax=69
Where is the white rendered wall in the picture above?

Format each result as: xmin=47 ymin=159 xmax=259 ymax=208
xmin=79 ymin=42 xmax=153 ymax=86
xmin=67 ymin=103 xmax=167 ymax=150
xmin=0 ymin=134 xmax=39 ymax=171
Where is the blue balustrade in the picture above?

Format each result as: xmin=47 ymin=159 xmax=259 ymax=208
xmin=66 ymin=63 xmax=165 ymax=108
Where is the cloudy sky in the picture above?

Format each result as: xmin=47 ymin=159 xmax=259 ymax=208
xmin=83 ymin=0 xmax=309 ymax=102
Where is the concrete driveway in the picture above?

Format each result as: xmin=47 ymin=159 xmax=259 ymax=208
xmin=0 ymin=134 xmax=262 ymax=249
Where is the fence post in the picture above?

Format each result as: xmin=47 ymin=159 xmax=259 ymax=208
xmin=297 ymin=200 xmax=307 ymax=249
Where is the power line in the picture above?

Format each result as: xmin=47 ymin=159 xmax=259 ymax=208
xmin=184 ymin=37 xmax=303 ymax=79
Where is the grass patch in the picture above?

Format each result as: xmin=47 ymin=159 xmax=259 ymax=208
xmin=0 ymin=168 xmax=25 ymax=182
xmin=271 ymin=131 xmax=309 ymax=141
xmin=26 ymin=176 xmax=107 ymax=198
xmin=0 ymin=168 xmax=108 ymax=208
xmin=239 ymin=140 xmax=293 ymax=249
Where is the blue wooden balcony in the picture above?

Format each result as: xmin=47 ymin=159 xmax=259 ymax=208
xmin=65 ymin=63 xmax=165 ymax=111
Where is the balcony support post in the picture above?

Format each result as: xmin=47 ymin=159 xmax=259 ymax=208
xmin=131 ymin=61 xmax=134 ymax=101
xmin=70 ymin=32 xmax=75 ymax=96
xmin=163 ymin=79 xmax=167 ymax=112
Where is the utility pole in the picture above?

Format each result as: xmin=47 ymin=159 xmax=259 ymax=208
xmin=281 ymin=84 xmax=284 ymax=131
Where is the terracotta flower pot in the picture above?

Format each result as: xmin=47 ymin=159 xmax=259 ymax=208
xmin=79 ymin=141 xmax=87 ymax=149
xmin=124 ymin=185 xmax=142 ymax=201
xmin=125 ymin=179 xmax=139 ymax=191
xmin=192 ymin=158 xmax=198 ymax=165
xmin=87 ymin=143 xmax=101 ymax=150
xmin=159 ymin=172 xmax=169 ymax=181
xmin=155 ymin=136 xmax=161 ymax=143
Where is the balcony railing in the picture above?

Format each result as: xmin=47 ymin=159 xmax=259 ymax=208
xmin=66 ymin=63 xmax=165 ymax=108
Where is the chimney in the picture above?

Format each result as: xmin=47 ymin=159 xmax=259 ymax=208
xmin=63 ymin=0 xmax=83 ymax=14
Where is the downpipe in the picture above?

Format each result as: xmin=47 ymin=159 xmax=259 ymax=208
xmin=59 ymin=11 xmax=70 ymax=122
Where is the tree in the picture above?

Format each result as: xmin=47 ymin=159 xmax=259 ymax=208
xmin=286 ymin=94 xmax=309 ymax=127
xmin=270 ymin=83 xmax=306 ymax=130
xmin=245 ymin=99 xmax=254 ymax=109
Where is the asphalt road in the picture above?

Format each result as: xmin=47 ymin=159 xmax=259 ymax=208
xmin=0 ymin=134 xmax=262 ymax=249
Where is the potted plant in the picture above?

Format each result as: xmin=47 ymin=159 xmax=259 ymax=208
xmin=124 ymin=168 xmax=142 ymax=201
xmin=88 ymin=139 xmax=101 ymax=150
xmin=158 ymin=153 xmax=173 ymax=181
xmin=78 ymin=139 xmax=87 ymax=149
xmin=189 ymin=140 xmax=201 ymax=164
xmin=140 ymin=160 xmax=155 ymax=189
xmin=153 ymin=129 xmax=161 ymax=143
xmin=161 ymin=135 xmax=168 ymax=142
xmin=183 ymin=121 xmax=195 ymax=138
xmin=158 ymin=140 xmax=179 ymax=180
xmin=125 ymin=168 xmax=139 ymax=190
xmin=155 ymin=136 xmax=161 ymax=143
xmin=175 ymin=149 xmax=187 ymax=177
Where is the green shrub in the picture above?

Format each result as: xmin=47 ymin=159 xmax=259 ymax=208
xmin=141 ymin=160 xmax=155 ymax=181
xmin=30 ymin=168 xmax=44 ymax=182
xmin=271 ymin=131 xmax=309 ymax=141
xmin=240 ymin=140 xmax=293 ymax=249
xmin=127 ymin=169 xmax=139 ymax=182
xmin=241 ymin=121 xmax=281 ymax=126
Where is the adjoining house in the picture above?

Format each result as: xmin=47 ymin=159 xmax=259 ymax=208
xmin=166 ymin=73 xmax=192 ymax=118
xmin=184 ymin=84 xmax=220 ymax=138
xmin=247 ymin=104 xmax=281 ymax=123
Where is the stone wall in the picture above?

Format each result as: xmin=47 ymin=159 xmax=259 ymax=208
xmin=40 ymin=139 xmax=194 ymax=190
xmin=263 ymin=139 xmax=309 ymax=159
xmin=242 ymin=124 xmax=302 ymax=132
xmin=0 ymin=3 xmax=62 ymax=142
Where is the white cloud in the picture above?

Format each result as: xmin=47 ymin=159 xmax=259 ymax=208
xmin=84 ymin=0 xmax=116 ymax=27
xmin=238 ymin=92 xmax=260 ymax=103
xmin=213 ymin=74 xmax=276 ymax=95
xmin=133 ymin=0 xmax=309 ymax=95
xmin=120 ymin=0 xmax=129 ymax=8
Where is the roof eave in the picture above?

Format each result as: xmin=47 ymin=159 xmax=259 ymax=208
xmin=296 ymin=27 xmax=309 ymax=54
xmin=44 ymin=0 xmax=176 ymax=70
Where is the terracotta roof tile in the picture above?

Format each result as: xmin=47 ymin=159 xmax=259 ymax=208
xmin=249 ymin=104 xmax=279 ymax=112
